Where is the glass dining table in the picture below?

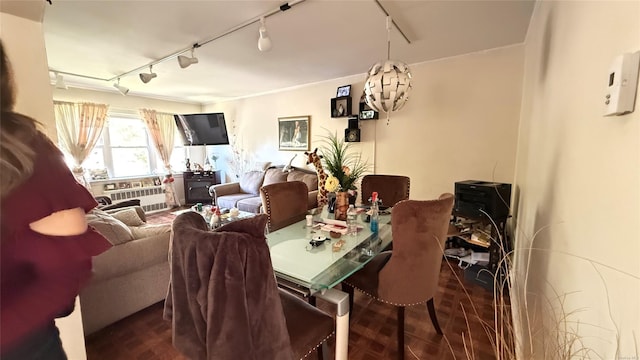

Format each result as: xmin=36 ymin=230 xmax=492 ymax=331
xmin=266 ymin=207 xmax=392 ymax=360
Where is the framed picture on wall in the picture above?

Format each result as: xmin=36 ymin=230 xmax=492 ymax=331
xmin=278 ymin=115 xmax=310 ymax=151
xmin=336 ymin=85 xmax=351 ymax=97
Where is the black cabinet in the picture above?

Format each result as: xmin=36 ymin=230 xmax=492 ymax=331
xmin=450 ymin=180 xmax=512 ymax=287
xmin=183 ymin=171 xmax=221 ymax=205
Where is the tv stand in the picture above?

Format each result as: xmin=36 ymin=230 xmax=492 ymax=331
xmin=183 ymin=171 xmax=221 ymax=205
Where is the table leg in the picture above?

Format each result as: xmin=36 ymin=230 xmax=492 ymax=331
xmin=315 ymin=288 xmax=350 ymax=360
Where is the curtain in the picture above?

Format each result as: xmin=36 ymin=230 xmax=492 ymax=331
xmin=140 ymin=108 xmax=179 ymax=207
xmin=54 ymin=101 xmax=109 ymax=191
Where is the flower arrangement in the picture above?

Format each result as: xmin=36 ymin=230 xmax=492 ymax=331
xmin=319 ymin=130 xmax=369 ymax=193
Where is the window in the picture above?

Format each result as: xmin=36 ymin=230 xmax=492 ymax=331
xmin=68 ymin=115 xmax=184 ymax=180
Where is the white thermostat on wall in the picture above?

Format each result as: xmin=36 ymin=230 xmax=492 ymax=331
xmin=603 ymin=51 xmax=640 ymax=116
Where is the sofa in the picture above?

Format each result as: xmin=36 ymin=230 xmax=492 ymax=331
xmin=209 ymin=166 xmax=319 ymax=213
xmin=81 ymin=206 xmax=171 ymax=335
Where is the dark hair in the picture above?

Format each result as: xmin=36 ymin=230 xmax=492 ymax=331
xmin=0 ymin=40 xmax=39 ymax=198
xmin=1 ymin=40 xmax=16 ymax=113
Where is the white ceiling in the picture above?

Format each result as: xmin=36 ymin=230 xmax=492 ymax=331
xmin=37 ymin=0 xmax=535 ymax=104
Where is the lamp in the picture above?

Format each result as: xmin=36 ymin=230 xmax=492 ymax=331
xmin=258 ymin=17 xmax=272 ymax=52
xmin=113 ymin=78 xmax=129 ymax=95
xmin=178 ymin=46 xmax=199 ymax=68
xmin=363 ymin=16 xmax=412 ymax=124
xmin=54 ymin=72 xmax=68 ymax=89
xmin=139 ymin=65 xmax=157 ymax=83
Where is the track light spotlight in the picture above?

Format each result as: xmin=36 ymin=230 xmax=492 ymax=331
xmin=113 ymin=78 xmax=129 ymax=95
xmin=258 ymin=17 xmax=272 ymax=52
xmin=139 ymin=65 xmax=157 ymax=83
xmin=178 ymin=48 xmax=199 ymax=69
xmin=54 ymin=72 xmax=68 ymax=89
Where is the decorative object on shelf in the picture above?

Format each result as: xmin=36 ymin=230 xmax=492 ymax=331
xmin=185 ymin=158 xmax=191 ymax=171
xmin=319 ymin=130 xmax=369 ymax=220
xmin=104 ymin=183 xmax=116 ymax=191
xmin=363 ymin=16 xmax=412 ymax=124
xmin=336 ymin=85 xmax=351 ymax=97
xmin=278 ymin=115 xmax=310 ymax=151
xmin=330 ymin=96 xmax=352 ymax=118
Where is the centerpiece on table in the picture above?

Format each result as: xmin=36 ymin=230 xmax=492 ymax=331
xmin=320 ymin=130 xmax=369 ymax=221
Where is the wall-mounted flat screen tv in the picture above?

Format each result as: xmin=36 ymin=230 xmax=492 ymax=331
xmin=174 ymin=112 xmax=230 ymax=146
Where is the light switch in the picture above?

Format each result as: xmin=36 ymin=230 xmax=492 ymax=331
xmin=603 ymin=51 xmax=640 ymax=116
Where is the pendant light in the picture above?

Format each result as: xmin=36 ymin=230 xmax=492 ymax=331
xmin=363 ymin=16 xmax=412 ymax=124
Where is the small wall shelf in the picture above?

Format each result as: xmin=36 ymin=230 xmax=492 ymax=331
xmin=330 ymin=96 xmax=352 ymax=118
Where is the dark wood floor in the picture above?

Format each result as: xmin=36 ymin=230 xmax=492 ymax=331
xmin=84 ymin=210 xmax=510 ymax=359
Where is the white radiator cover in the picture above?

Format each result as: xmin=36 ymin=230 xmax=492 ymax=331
xmin=108 ymin=187 xmax=167 ymax=213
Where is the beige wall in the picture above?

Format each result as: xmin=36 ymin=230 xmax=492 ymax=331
xmin=205 ymin=45 xmax=524 ymax=201
xmin=514 ymin=1 xmax=639 ymax=358
xmin=1 ymin=11 xmax=57 ymax=140
xmin=1 ymin=9 xmax=87 ymax=360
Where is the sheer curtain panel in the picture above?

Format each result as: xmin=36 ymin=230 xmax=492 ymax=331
xmin=140 ymin=108 xmax=179 ymax=207
xmin=54 ymin=101 xmax=109 ymax=191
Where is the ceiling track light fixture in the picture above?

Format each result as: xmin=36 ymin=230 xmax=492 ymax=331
xmin=113 ymin=78 xmax=129 ymax=95
xmin=363 ymin=15 xmax=413 ymax=125
xmin=178 ymin=44 xmax=200 ymax=68
xmin=54 ymin=71 xmax=68 ymax=89
xmin=46 ymin=1 xmax=307 ymax=87
xmin=258 ymin=17 xmax=272 ymax=52
xmin=139 ymin=65 xmax=157 ymax=83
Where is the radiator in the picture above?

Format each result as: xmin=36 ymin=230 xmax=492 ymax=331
xmin=108 ymin=187 xmax=167 ymax=213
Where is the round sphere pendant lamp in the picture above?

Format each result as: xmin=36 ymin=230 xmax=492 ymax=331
xmin=363 ymin=16 xmax=412 ymax=124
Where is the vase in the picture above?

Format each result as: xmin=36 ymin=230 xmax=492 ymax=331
xmin=334 ymin=191 xmax=349 ymax=221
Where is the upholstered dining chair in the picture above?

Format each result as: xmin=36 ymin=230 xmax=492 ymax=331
xmin=260 ymin=180 xmax=309 ymax=232
xmin=342 ymin=194 xmax=455 ymax=360
xmin=360 ymin=174 xmax=410 ymax=208
xmin=164 ymin=212 xmax=334 ymax=360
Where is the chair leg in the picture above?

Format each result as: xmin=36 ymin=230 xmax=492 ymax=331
xmin=397 ymin=306 xmax=405 ymax=360
xmin=341 ymin=283 xmax=354 ymax=317
xmin=426 ymin=298 xmax=443 ymax=335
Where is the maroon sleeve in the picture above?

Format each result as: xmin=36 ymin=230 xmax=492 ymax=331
xmin=0 ymin=132 xmax=112 ymax=350
xmin=2 ymin=133 xmax=98 ymax=227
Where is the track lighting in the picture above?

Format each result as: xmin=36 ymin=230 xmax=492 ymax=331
xmin=178 ymin=48 xmax=199 ymax=69
xmin=139 ymin=65 xmax=157 ymax=83
xmin=258 ymin=17 xmax=272 ymax=52
xmin=113 ymin=78 xmax=129 ymax=95
xmin=54 ymin=72 xmax=68 ymax=89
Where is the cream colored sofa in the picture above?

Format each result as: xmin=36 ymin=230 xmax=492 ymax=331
xmin=80 ymin=206 xmax=171 ymax=335
xmin=209 ymin=166 xmax=319 ymax=213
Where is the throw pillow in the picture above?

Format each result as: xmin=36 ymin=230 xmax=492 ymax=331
xmin=262 ymin=168 xmax=288 ymax=186
xmin=86 ymin=209 xmax=134 ymax=245
xmin=239 ymin=171 xmax=266 ymax=195
xmin=111 ymin=207 xmax=145 ymax=226
xmin=287 ymin=171 xmax=318 ymax=191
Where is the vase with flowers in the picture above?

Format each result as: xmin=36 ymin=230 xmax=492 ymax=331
xmin=320 ymin=130 xmax=369 ymax=221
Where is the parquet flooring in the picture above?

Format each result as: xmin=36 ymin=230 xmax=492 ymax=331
xmin=85 ymin=210 xmax=510 ymax=359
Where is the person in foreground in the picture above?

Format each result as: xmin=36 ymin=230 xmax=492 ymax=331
xmin=0 ymin=41 xmax=112 ymax=359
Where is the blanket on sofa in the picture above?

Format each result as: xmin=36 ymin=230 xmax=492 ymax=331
xmin=164 ymin=212 xmax=293 ymax=360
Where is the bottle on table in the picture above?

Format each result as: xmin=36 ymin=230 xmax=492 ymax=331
xmin=370 ymin=191 xmax=379 ymax=234
xmin=346 ymin=204 xmax=358 ymax=236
